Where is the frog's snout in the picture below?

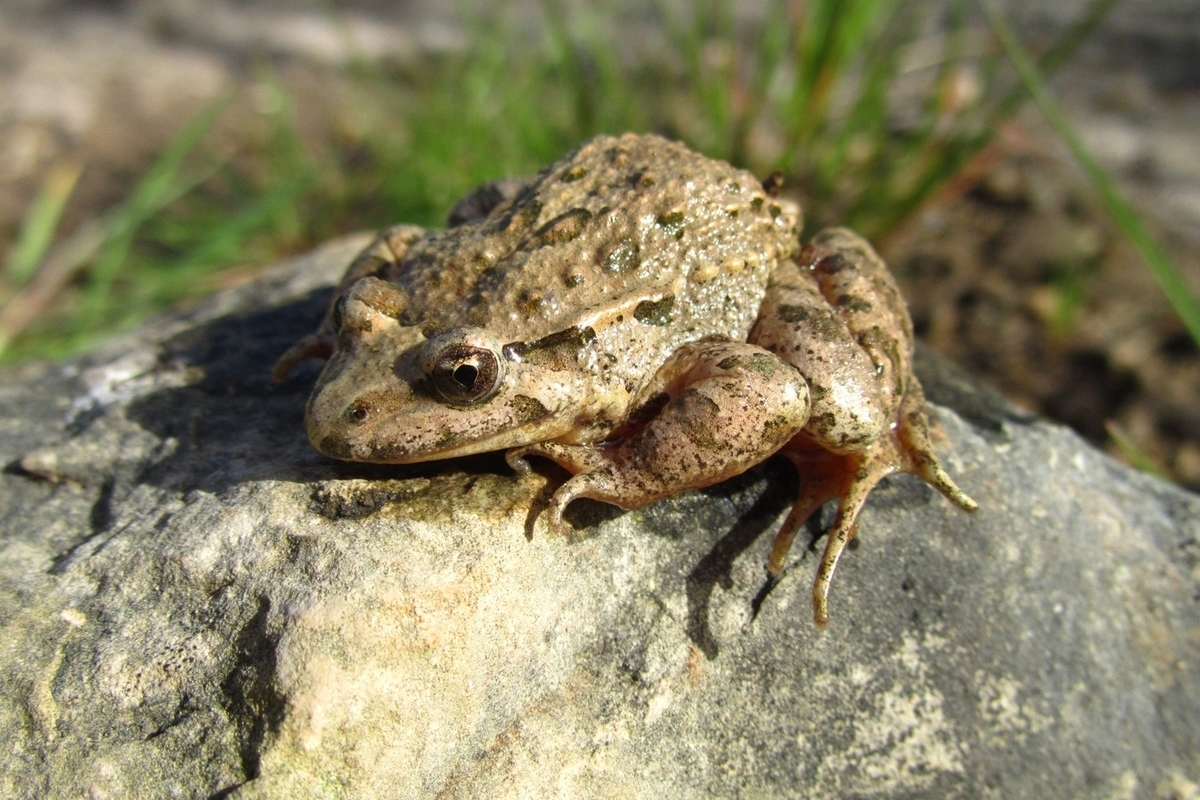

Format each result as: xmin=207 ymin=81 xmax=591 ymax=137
xmin=302 ymin=310 xmax=427 ymax=462
xmin=303 ymin=360 xmax=416 ymax=462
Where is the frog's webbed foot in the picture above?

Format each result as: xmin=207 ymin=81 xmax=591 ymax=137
xmin=769 ymin=446 xmax=898 ymax=630
xmin=508 ymin=339 xmax=812 ymax=535
xmin=771 ymin=388 xmax=976 ymax=629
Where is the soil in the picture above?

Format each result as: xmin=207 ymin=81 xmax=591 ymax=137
xmin=1 ymin=0 xmax=1198 ymax=490
xmin=888 ymin=138 xmax=1200 ymax=489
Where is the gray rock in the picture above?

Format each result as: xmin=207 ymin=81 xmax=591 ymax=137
xmin=1 ymin=235 xmax=1198 ymax=799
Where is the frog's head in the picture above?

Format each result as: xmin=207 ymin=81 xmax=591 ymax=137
xmin=304 ymin=278 xmax=587 ymax=463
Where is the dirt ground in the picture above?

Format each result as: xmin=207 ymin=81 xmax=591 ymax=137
xmin=2 ymin=1 xmax=1198 ymax=490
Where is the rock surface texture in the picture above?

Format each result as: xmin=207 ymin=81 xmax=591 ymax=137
xmin=1 ymin=236 xmax=1198 ymax=799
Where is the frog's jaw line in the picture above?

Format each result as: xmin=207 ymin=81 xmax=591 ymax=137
xmin=315 ymin=423 xmax=575 ymax=465
xmin=307 ymin=384 xmax=579 ymax=465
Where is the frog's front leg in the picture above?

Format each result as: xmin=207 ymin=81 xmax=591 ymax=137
xmin=271 ymin=224 xmax=425 ymax=382
xmin=507 ymin=339 xmax=812 ymax=530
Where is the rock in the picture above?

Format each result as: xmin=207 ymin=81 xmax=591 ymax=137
xmin=0 ymin=235 xmax=1198 ymax=799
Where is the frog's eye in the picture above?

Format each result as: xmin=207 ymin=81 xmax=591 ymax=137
xmin=330 ymin=294 xmax=346 ymax=332
xmin=430 ymin=344 xmax=502 ymax=405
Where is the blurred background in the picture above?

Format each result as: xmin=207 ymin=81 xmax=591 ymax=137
xmin=1 ymin=0 xmax=1198 ymax=489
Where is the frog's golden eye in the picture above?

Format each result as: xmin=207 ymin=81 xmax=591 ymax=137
xmin=430 ymin=344 xmax=502 ymax=405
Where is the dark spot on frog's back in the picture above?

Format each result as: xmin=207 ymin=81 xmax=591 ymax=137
xmin=560 ymin=165 xmax=588 ymax=182
xmin=601 ymin=236 xmax=640 ymax=274
xmin=518 ymin=290 xmax=547 ymax=317
xmin=761 ymin=171 xmax=784 ymax=197
xmin=634 ymin=296 xmax=675 ymax=326
xmin=512 ymin=394 xmax=550 ymax=424
xmin=627 ymin=169 xmax=654 ymax=188
xmin=815 ymin=253 xmax=848 ymax=274
xmin=523 ymin=208 xmax=593 ymax=249
xmin=606 ymin=146 xmax=630 ymax=166
xmin=837 ymin=295 xmax=874 ymax=313
xmin=655 ymin=210 xmax=686 ymax=239
xmin=491 ymin=194 xmax=543 ymax=233
xmin=504 ymin=326 xmax=598 ymax=368
xmin=353 ymin=279 xmax=406 ymax=319
xmin=778 ymin=304 xmax=809 ymax=324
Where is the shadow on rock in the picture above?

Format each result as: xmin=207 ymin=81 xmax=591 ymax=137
xmin=124 ymin=288 xmax=513 ymax=497
xmin=685 ymin=461 xmax=797 ymax=660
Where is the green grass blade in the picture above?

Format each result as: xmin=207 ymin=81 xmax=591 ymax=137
xmin=983 ymin=0 xmax=1119 ymax=126
xmin=981 ymin=0 xmax=1200 ymax=346
xmin=79 ymin=92 xmax=234 ymax=325
xmin=4 ymin=0 xmax=1132 ymax=364
xmin=169 ymin=168 xmax=316 ymax=280
xmin=871 ymin=0 xmax=1117 ymax=237
xmin=4 ymin=160 xmax=83 ymax=288
xmin=1105 ymin=421 xmax=1170 ymax=480
xmin=778 ymin=0 xmax=907 ymax=176
xmin=540 ymin=0 xmax=597 ymax=137
xmin=809 ymin=0 xmax=911 ymax=208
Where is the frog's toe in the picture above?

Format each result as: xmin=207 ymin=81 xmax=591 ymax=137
xmin=777 ymin=400 xmax=977 ymax=628
xmin=271 ymin=333 xmax=334 ymax=382
xmin=810 ymin=456 xmax=892 ymax=629
xmin=507 ymin=442 xmax=622 ymax=533
xmin=895 ymin=391 xmax=978 ymax=513
xmin=770 ymin=443 xmax=906 ymax=629
xmin=924 ymin=463 xmax=978 ymax=512
xmin=767 ymin=451 xmax=846 ymax=576
xmin=812 ymin=521 xmax=860 ymax=630
xmin=542 ymin=469 xmax=620 ymax=532
xmin=505 ymin=447 xmax=534 ymax=476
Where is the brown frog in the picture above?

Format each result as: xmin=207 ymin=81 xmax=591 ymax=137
xmin=274 ymin=133 xmax=977 ymax=628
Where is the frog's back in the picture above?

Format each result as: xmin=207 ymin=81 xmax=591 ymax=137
xmin=390 ymin=134 xmax=802 ymax=349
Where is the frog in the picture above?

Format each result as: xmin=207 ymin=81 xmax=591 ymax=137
xmin=273 ymin=133 xmax=977 ymax=628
